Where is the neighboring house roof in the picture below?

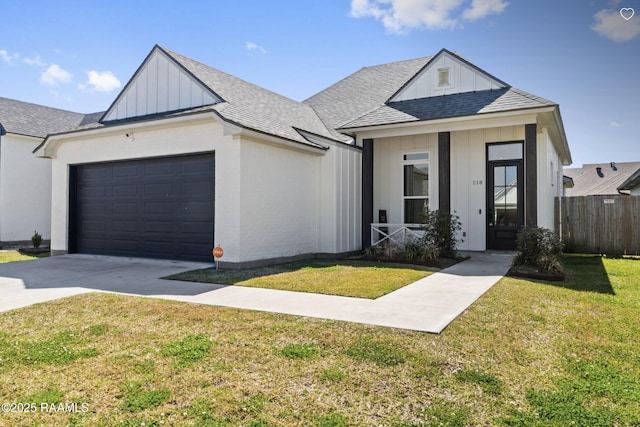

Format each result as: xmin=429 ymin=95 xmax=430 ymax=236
xmin=617 ymin=168 xmax=640 ymax=194
xmin=563 ymin=162 xmax=640 ymax=196
xmin=0 ymin=97 xmax=91 ymax=138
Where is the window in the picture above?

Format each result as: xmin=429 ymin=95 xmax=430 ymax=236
xmin=403 ymin=152 xmax=430 ymax=223
xmin=437 ymin=68 xmax=450 ymax=87
xmin=488 ymin=142 xmax=522 ymax=161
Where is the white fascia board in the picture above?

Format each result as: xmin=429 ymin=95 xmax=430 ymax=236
xmin=237 ymin=128 xmax=328 ymax=156
xmin=538 ymin=108 xmax=572 ymax=166
xmin=34 ymin=112 xmax=224 ymax=159
xmin=347 ymin=108 xmax=552 ymax=140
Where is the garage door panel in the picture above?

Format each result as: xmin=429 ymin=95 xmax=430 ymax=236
xmin=113 ymin=164 xmax=139 ymax=178
xmin=113 ymin=202 xmax=139 ymax=215
xmin=113 ymin=184 xmax=139 ymax=197
xmin=182 ymin=157 xmax=214 ymax=174
xmin=81 ymin=167 xmax=108 ymax=180
xmin=112 ymin=220 xmax=137 ymax=233
xmin=73 ymin=153 xmax=214 ymax=262
xmin=145 ymin=162 xmax=175 ymax=177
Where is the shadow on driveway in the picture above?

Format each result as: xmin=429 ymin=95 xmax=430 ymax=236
xmin=0 ymin=254 xmax=225 ymax=297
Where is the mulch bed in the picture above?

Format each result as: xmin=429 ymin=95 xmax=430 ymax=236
xmin=507 ymin=263 xmax=565 ymax=281
xmin=349 ymin=255 xmax=467 ymax=269
xmin=18 ymin=247 xmax=50 ymax=255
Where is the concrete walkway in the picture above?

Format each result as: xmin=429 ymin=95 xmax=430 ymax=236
xmin=0 ymin=252 xmax=513 ymax=333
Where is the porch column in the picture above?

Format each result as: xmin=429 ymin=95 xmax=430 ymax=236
xmin=438 ymin=132 xmax=451 ymax=214
xmin=362 ymin=138 xmax=374 ymax=248
xmin=525 ymin=123 xmax=537 ymax=227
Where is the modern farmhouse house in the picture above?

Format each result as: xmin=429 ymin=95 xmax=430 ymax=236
xmin=33 ymin=45 xmax=571 ymax=265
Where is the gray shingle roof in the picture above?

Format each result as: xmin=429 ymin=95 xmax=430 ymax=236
xmin=564 ymin=162 xmax=640 ymax=196
xmin=304 ymin=56 xmax=433 ymax=139
xmin=160 ymin=46 xmax=340 ymax=147
xmin=0 ymin=97 xmax=89 ymax=138
xmin=339 ymin=87 xmax=557 ymax=129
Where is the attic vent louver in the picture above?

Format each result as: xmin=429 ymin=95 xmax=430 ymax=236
xmin=438 ymin=68 xmax=450 ymax=87
xmin=596 ymin=167 xmax=604 ymax=178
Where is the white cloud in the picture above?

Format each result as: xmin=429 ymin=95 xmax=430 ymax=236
xmin=85 ymin=70 xmax=121 ymax=92
xmin=0 ymin=49 xmax=19 ymax=64
xmin=23 ymin=55 xmax=46 ymax=67
xmin=462 ymin=0 xmax=508 ymax=21
xmin=40 ymin=64 xmax=73 ymax=86
xmin=610 ymin=120 xmax=622 ymax=128
xmin=349 ymin=0 xmax=508 ymax=33
xmin=592 ymin=8 xmax=640 ymax=42
xmin=246 ymin=42 xmax=267 ymax=54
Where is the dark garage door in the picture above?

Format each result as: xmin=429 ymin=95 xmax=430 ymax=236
xmin=71 ymin=153 xmax=215 ymax=262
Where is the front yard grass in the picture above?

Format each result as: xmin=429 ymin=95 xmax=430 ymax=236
xmin=0 ymin=255 xmax=638 ymax=426
xmin=167 ymin=259 xmax=437 ymax=299
xmin=0 ymin=250 xmax=48 ymax=264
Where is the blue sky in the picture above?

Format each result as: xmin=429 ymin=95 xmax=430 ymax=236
xmin=1 ymin=0 xmax=638 ymax=167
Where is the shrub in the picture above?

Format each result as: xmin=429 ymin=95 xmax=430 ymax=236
xmin=515 ymin=227 xmax=564 ymax=273
xmin=31 ymin=230 xmax=43 ymax=248
xmin=420 ymin=210 xmax=463 ymax=259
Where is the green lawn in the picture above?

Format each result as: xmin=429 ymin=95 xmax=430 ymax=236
xmin=0 ymin=255 xmax=638 ymax=426
xmin=167 ymin=259 xmax=437 ymax=299
xmin=0 ymin=250 xmax=48 ymax=263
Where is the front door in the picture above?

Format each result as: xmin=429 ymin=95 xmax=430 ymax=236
xmin=487 ymin=160 xmax=524 ymax=250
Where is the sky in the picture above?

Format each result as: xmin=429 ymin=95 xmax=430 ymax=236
xmin=0 ymin=0 xmax=638 ymax=167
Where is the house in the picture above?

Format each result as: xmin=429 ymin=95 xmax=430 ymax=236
xmin=34 ymin=45 xmax=571 ymax=265
xmin=0 ymin=97 xmax=95 ymax=247
xmin=307 ymin=48 xmax=571 ymax=251
xmin=617 ymin=168 xmax=640 ymax=195
xmin=563 ymin=162 xmax=640 ymax=196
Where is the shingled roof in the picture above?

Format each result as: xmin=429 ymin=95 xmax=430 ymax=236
xmin=158 ymin=46 xmax=342 ymax=147
xmin=564 ymin=162 xmax=640 ymax=196
xmin=306 ymin=50 xmax=559 ymax=133
xmin=304 ymin=56 xmax=433 ymax=139
xmin=339 ymin=87 xmax=557 ymax=129
xmin=0 ymin=97 xmax=91 ymax=138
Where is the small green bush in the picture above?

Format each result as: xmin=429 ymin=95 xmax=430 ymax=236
xmin=420 ymin=210 xmax=463 ymax=259
xmin=515 ymin=227 xmax=564 ymax=273
xmin=31 ymin=230 xmax=43 ymax=248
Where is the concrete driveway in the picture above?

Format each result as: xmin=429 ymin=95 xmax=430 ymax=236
xmin=0 ymin=252 xmax=513 ymax=333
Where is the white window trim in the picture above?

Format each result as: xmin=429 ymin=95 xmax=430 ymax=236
xmin=401 ymin=151 xmax=431 ymax=224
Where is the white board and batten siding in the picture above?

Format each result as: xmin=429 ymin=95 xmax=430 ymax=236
xmin=391 ymin=51 xmax=506 ymax=102
xmin=102 ymin=49 xmax=220 ymax=122
xmin=450 ymin=126 xmax=525 ymax=251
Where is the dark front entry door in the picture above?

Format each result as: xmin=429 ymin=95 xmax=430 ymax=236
xmin=487 ymin=160 xmax=524 ymax=250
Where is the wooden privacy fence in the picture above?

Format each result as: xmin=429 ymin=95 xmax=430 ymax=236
xmin=555 ymin=195 xmax=640 ymax=255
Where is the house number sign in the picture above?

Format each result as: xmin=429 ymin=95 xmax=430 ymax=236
xmin=472 ymin=180 xmax=483 ymax=185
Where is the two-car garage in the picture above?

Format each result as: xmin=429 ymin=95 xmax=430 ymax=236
xmin=69 ymin=153 xmax=215 ymax=263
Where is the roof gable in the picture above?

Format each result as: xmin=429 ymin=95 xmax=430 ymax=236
xmin=390 ymin=49 xmax=507 ymax=102
xmin=102 ymin=46 xmax=221 ymax=122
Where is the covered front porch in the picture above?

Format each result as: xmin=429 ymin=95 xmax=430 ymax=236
xmin=361 ymin=122 xmax=542 ymax=252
